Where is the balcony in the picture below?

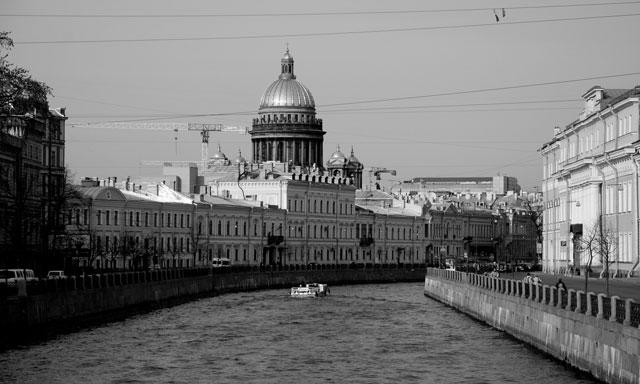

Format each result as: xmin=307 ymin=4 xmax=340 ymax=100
xmin=359 ymin=237 xmax=374 ymax=247
xmin=267 ymin=235 xmax=284 ymax=246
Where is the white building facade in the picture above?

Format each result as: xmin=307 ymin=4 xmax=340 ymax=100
xmin=541 ymin=85 xmax=640 ymax=276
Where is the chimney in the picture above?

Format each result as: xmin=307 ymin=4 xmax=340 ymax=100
xmin=60 ymin=107 xmax=66 ymax=116
xmin=553 ymin=126 xmax=561 ymax=135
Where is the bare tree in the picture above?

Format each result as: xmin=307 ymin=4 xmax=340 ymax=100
xmin=576 ymin=217 xmax=618 ymax=295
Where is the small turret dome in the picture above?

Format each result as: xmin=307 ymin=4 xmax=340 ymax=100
xmin=327 ymin=146 xmax=347 ymax=167
xmin=348 ymin=147 xmax=363 ymax=169
xmin=210 ymin=144 xmax=227 ymax=161
xmin=234 ymin=149 xmax=247 ymax=164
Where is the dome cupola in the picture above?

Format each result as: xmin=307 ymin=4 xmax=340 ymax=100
xmin=258 ymin=48 xmax=315 ymax=111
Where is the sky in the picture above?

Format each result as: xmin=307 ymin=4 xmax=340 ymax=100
xmin=2 ymin=0 xmax=640 ymax=191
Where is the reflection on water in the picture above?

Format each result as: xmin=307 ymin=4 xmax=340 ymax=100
xmin=0 ymin=283 xmax=596 ymax=383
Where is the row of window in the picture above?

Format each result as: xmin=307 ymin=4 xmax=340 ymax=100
xmin=67 ymin=209 xmax=192 ymax=229
xmin=196 ymin=219 xmax=419 ymax=241
xmin=618 ymin=232 xmax=633 ymax=263
xmin=94 ymin=235 xmax=191 ymax=254
xmin=196 ymin=246 xmax=423 ymax=263
xmin=604 ymin=182 xmax=634 ymax=214
xmin=288 ymin=198 xmax=354 ymax=215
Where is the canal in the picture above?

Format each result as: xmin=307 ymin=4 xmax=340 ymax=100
xmin=0 ymin=282 xmax=597 ymax=383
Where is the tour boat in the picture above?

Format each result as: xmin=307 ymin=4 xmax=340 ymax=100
xmin=290 ymin=283 xmax=329 ymax=297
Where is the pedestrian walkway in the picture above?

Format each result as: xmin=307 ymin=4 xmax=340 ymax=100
xmin=516 ymin=271 xmax=640 ymax=302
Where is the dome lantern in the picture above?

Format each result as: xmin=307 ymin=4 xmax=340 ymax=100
xmin=280 ymin=47 xmax=295 ymax=80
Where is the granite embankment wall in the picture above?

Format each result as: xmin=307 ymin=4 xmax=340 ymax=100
xmin=1 ymin=266 xmax=424 ymax=347
xmin=424 ymin=268 xmax=640 ymax=384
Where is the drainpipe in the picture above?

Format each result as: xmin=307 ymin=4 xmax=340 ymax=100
xmin=600 ymin=109 xmax=620 ymax=278
xmin=594 ymin=158 xmax=607 ymax=263
xmin=563 ymin=176 xmax=571 ymax=275
xmin=630 ymin=158 xmax=640 ymax=276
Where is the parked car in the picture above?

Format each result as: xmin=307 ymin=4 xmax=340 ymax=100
xmin=211 ymin=258 xmax=231 ymax=268
xmin=47 ymin=270 xmax=67 ymax=279
xmin=0 ymin=268 xmax=37 ymax=285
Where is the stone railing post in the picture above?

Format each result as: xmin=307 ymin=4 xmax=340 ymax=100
xmin=566 ymin=289 xmax=575 ymax=311
xmin=597 ymin=293 xmax=605 ymax=319
xmin=536 ymin=284 xmax=541 ymax=302
xmin=542 ymin=284 xmax=548 ymax=304
xmin=586 ymin=292 xmax=594 ymax=316
xmin=550 ymin=286 xmax=557 ymax=306
xmin=575 ymin=291 xmax=582 ymax=313
xmin=610 ymin=296 xmax=620 ymax=322
xmin=557 ymin=288 xmax=565 ymax=308
xmin=624 ymin=299 xmax=634 ymax=326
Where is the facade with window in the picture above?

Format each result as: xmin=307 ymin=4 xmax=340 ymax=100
xmin=540 ymin=85 xmax=640 ymax=276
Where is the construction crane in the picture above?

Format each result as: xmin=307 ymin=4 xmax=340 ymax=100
xmin=367 ymin=167 xmax=397 ymax=191
xmin=71 ymin=121 xmax=248 ymax=170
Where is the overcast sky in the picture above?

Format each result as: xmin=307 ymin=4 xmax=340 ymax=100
xmin=2 ymin=0 xmax=640 ymax=190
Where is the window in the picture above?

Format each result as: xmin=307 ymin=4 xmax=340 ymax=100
xmin=145 ymin=212 xmax=149 ymax=227
xmin=180 ymin=214 xmax=184 ymax=228
xmin=154 ymin=213 xmax=158 ymax=227
xmin=129 ymin=211 xmax=134 ymax=226
xmin=218 ymin=220 xmax=222 ymax=235
xmin=105 ymin=210 xmax=110 ymax=225
xmin=97 ymin=210 xmax=102 ymax=225
xmin=136 ymin=212 xmax=140 ymax=227
xmin=84 ymin=209 xmax=88 ymax=225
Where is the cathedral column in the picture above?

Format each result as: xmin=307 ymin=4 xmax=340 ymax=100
xmin=253 ymin=141 xmax=258 ymax=162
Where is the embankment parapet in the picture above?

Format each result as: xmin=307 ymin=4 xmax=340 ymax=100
xmin=424 ymin=268 xmax=640 ymax=384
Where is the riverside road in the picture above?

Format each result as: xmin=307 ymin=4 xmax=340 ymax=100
xmin=501 ymin=271 xmax=640 ymax=301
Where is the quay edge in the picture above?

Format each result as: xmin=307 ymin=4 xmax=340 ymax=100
xmin=424 ymin=269 xmax=640 ymax=384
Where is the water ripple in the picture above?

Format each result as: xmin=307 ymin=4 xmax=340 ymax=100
xmin=0 ymin=283 xmax=598 ymax=384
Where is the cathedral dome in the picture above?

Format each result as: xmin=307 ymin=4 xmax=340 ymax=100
xmin=258 ymin=49 xmax=315 ymax=111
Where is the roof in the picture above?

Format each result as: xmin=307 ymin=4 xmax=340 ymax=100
xmin=408 ymin=177 xmax=493 ymax=183
xmin=356 ymin=203 xmax=422 ymax=217
xmin=73 ymin=184 xmax=194 ymax=204
xmin=355 ymin=190 xmax=393 ymax=200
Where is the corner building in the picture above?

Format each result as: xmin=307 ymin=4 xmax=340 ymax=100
xmin=541 ymin=85 xmax=640 ymax=276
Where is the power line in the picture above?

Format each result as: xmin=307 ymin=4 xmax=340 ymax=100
xmin=63 ymin=72 xmax=638 ymax=127
xmin=321 ymin=72 xmax=640 ymax=107
xmin=320 ymin=99 xmax=579 ymax=113
xmin=64 ymin=69 xmax=636 ymax=126
xmin=322 ymin=107 xmax=577 ymax=115
xmin=4 ymin=1 xmax=640 ymax=18
xmin=14 ymin=12 xmax=640 ymax=45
